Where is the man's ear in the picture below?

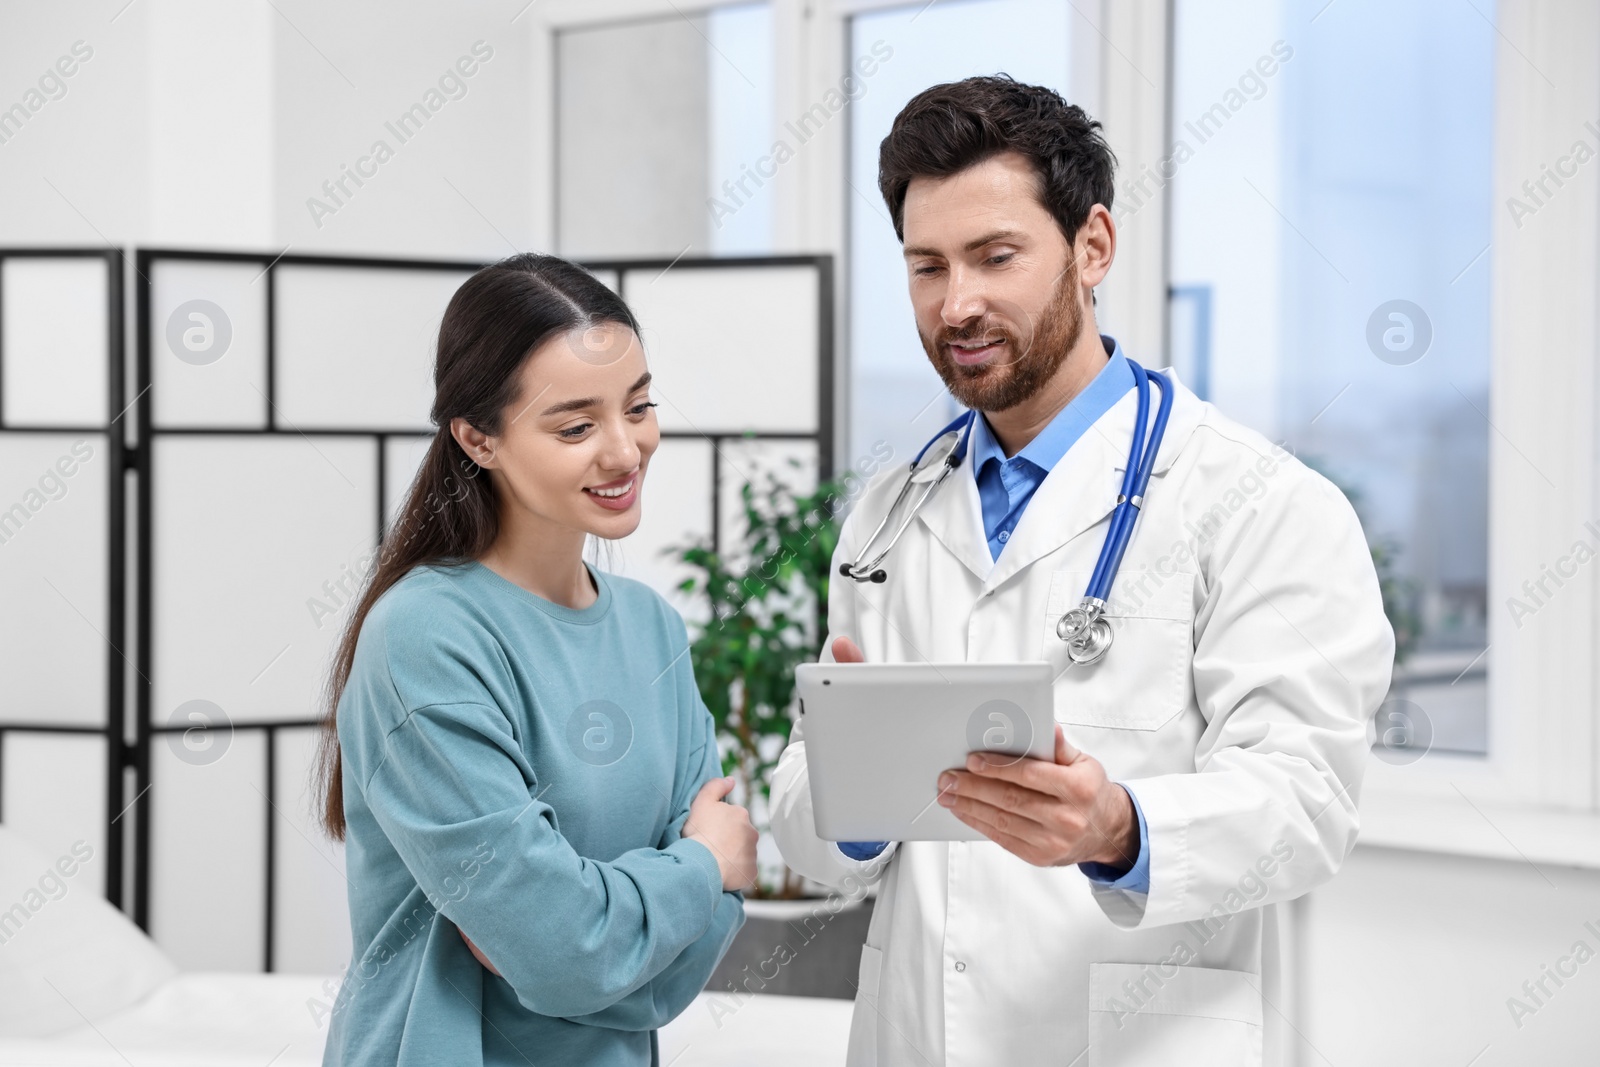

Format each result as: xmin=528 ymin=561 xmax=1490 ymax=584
xmin=1075 ymin=204 xmax=1116 ymax=291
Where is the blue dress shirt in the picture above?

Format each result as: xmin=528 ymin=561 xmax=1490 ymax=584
xmin=838 ymin=336 xmax=1152 ymax=895
xmin=967 ymin=339 xmax=1132 ymax=561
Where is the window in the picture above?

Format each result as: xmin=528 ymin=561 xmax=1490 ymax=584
xmin=846 ymin=0 xmax=1075 ymax=471
xmin=555 ymin=3 xmax=773 ymax=259
xmin=1169 ymin=0 xmax=1495 ymax=755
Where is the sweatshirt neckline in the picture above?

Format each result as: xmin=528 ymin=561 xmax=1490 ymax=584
xmin=462 ymin=558 xmax=614 ymax=625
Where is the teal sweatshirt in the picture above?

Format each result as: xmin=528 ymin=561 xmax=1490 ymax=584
xmin=321 ymin=558 xmax=744 ymax=1067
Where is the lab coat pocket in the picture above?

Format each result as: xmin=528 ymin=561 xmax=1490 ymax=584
xmin=856 ymin=942 xmax=883 ymax=999
xmin=845 ymin=944 xmax=884 ymax=1065
xmin=1042 ymin=568 xmax=1195 ymax=731
xmin=1086 ymin=962 xmax=1263 ymax=1067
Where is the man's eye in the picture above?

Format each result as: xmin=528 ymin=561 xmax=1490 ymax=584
xmin=988 ymin=253 xmax=1013 ymax=265
xmin=914 ymin=265 xmax=941 ymax=276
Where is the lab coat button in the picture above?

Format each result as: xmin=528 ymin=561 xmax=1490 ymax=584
xmin=954 ymin=961 xmax=966 ymax=972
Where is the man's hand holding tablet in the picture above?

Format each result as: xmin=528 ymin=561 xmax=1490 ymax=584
xmin=821 ymin=635 xmax=1140 ymax=874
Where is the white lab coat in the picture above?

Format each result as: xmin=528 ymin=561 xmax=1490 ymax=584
xmin=769 ymin=365 xmax=1395 ymax=1067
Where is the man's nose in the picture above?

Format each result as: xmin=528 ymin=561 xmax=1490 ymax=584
xmin=941 ymin=265 xmax=987 ymax=328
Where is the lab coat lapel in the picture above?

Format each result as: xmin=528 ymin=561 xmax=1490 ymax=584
xmin=912 ymin=443 xmax=994 ymax=583
xmin=982 ymin=365 xmax=1204 ymax=594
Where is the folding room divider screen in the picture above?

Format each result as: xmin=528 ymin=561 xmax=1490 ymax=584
xmin=0 ymin=248 xmax=129 ymax=912
xmin=0 ymin=247 xmax=833 ymax=974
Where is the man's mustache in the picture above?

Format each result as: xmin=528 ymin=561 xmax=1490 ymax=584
xmin=937 ymin=324 xmax=1015 ymax=345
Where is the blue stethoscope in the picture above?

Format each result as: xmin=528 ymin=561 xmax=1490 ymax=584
xmin=839 ymin=359 xmax=1174 ymax=666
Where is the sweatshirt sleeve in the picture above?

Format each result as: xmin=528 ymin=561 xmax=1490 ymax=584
xmin=560 ymin=625 xmax=746 ymax=1031
xmin=361 ymin=700 xmax=727 ymax=1019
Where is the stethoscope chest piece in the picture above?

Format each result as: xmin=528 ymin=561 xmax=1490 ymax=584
xmin=1055 ymin=597 xmax=1114 ymax=665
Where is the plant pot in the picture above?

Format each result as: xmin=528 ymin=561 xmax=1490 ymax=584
xmin=705 ymin=894 xmax=875 ymax=1000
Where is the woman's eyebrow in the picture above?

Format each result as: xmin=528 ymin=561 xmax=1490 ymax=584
xmin=538 ymin=371 xmax=653 ymax=417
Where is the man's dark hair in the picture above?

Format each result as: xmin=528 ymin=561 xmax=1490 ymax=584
xmin=877 ymin=74 xmax=1117 ymax=247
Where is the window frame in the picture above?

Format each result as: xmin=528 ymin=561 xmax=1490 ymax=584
xmin=1356 ymin=0 xmax=1600 ymax=825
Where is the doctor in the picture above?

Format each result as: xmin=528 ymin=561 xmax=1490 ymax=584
xmin=769 ymin=75 xmax=1395 ymax=1067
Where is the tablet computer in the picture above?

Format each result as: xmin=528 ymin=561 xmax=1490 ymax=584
xmin=795 ymin=661 xmax=1056 ymax=842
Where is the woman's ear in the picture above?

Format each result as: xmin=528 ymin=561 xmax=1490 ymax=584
xmin=450 ymin=417 xmax=498 ymax=469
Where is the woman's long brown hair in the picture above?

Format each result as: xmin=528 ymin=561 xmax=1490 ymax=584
xmin=313 ymin=253 xmax=641 ymax=840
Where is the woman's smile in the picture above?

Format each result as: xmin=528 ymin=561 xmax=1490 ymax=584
xmin=583 ymin=469 xmax=640 ymax=511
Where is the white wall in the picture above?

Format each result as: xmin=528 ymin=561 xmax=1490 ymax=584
xmin=0 ymin=0 xmax=541 ymax=258
xmin=148 ymin=0 xmax=275 ymax=247
xmin=1301 ymin=846 xmax=1600 ymax=1066
xmin=269 ymin=1 xmax=539 ymax=259
xmin=0 ymin=2 xmax=149 ymax=244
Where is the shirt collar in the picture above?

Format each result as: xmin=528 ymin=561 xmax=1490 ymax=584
xmin=969 ymin=334 xmax=1133 ymax=477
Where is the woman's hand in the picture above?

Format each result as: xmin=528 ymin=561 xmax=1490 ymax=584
xmin=459 ymin=927 xmax=501 ymax=975
xmin=683 ymin=776 xmax=758 ymax=891
xmin=458 ymin=777 xmax=753 ymax=975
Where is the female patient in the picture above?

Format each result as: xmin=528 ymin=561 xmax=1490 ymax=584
xmin=313 ymin=253 xmax=755 ymax=1066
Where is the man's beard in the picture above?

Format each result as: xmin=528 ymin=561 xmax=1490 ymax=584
xmin=919 ymin=260 xmax=1083 ymax=413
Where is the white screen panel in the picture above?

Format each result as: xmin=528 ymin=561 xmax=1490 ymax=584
xmin=0 ymin=433 xmax=107 ymax=725
xmin=715 ymin=438 xmax=819 ymax=569
xmin=153 ymin=436 xmax=377 ymax=722
xmin=150 ymin=259 xmax=270 ymax=429
xmin=383 ymin=434 xmax=434 ymax=534
xmin=1 ymin=258 xmax=108 ymax=428
xmin=275 ymin=266 xmax=472 ymax=431
xmin=1 ymin=733 xmax=107 ymax=882
xmin=607 ymin=438 xmax=712 ymax=621
xmin=622 ymin=265 xmax=819 ymax=434
xmin=272 ymin=726 xmax=350 ymax=974
xmin=149 ymin=731 xmax=265 ymax=971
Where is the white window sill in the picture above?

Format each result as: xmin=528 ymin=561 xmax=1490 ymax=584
xmin=1355 ymin=791 xmax=1600 ymax=872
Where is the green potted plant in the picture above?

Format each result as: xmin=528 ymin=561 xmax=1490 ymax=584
xmin=667 ymin=456 xmax=880 ymax=998
xmin=666 ymin=455 xmax=842 ymax=900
